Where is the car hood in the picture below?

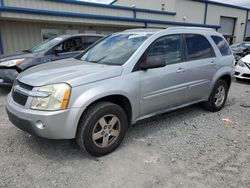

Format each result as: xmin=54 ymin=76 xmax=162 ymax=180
xmin=231 ymin=47 xmax=244 ymax=53
xmin=241 ymin=55 xmax=250 ymax=64
xmin=0 ymin=52 xmax=41 ymax=62
xmin=18 ymin=58 xmax=123 ymax=87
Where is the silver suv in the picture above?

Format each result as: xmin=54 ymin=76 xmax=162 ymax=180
xmin=6 ymin=27 xmax=234 ymax=156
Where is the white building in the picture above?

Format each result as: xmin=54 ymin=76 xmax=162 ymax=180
xmin=0 ymin=0 xmax=249 ymax=55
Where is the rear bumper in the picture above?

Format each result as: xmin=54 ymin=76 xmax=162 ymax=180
xmin=0 ymin=68 xmax=18 ymax=86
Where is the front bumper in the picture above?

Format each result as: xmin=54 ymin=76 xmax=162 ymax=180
xmin=0 ymin=68 xmax=18 ymax=86
xmin=235 ymin=65 xmax=250 ymax=80
xmin=5 ymin=94 xmax=85 ymax=139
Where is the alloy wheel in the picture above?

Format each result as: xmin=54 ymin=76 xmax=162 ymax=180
xmin=214 ymin=85 xmax=226 ymax=107
xmin=92 ymin=114 xmax=121 ymax=148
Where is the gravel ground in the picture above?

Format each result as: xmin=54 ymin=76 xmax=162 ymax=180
xmin=0 ymin=80 xmax=249 ymax=188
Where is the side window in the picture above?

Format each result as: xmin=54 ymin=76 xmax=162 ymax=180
xmin=54 ymin=37 xmax=82 ymax=53
xmin=147 ymin=35 xmax=182 ymax=65
xmin=211 ymin=35 xmax=232 ymax=56
xmin=83 ymin=36 xmax=102 ymax=50
xmin=185 ymin=34 xmax=215 ymax=61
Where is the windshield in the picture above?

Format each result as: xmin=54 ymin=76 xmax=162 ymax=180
xmin=81 ymin=33 xmax=150 ymax=65
xmin=29 ymin=37 xmax=64 ymax=53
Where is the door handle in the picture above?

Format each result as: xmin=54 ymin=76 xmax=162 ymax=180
xmin=176 ymin=68 xmax=185 ymax=73
xmin=210 ymin=61 xmax=216 ymax=65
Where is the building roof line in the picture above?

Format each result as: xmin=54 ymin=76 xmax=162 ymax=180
xmin=0 ymin=6 xmax=221 ymax=29
xmin=191 ymin=0 xmax=250 ymax=11
xmin=49 ymin=0 xmax=176 ymax=15
xmin=110 ymin=0 xmax=118 ymax=5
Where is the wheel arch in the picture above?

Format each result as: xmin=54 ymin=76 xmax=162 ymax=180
xmin=218 ymin=74 xmax=232 ymax=88
xmin=211 ymin=66 xmax=233 ymax=90
xmin=75 ymin=94 xmax=133 ymax=132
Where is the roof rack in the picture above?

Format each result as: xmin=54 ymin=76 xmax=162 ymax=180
xmin=166 ymin=27 xmax=215 ymax=31
xmin=123 ymin=28 xmax=162 ymax=32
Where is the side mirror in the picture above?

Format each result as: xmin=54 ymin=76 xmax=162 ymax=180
xmin=139 ymin=56 xmax=166 ymax=70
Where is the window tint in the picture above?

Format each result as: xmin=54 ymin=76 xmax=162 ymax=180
xmin=185 ymin=34 xmax=215 ymax=60
xmin=211 ymin=35 xmax=232 ymax=56
xmin=54 ymin=37 xmax=82 ymax=53
xmin=147 ymin=35 xmax=182 ymax=65
xmin=83 ymin=36 xmax=102 ymax=50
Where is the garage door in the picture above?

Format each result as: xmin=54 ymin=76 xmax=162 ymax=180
xmin=218 ymin=17 xmax=235 ymax=36
xmin=246 ymin=20 xmax=250 ymax=38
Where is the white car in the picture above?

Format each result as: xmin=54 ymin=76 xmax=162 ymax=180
xmin=235 ymin=55 xmax=250 ymax=80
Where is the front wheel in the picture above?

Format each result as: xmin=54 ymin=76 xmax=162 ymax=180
xmin=76 ymin=102 xmax=128 ymax=157
xmin=203 ymin=79 xmax=229 ymax=112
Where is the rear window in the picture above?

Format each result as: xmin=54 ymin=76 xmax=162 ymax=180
xmin=185 ymin=34 xmax=215 ymax=61
xmin=211 ymin=36 xmax=232 ymax=56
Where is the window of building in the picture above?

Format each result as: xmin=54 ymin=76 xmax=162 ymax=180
xmin=211 ymin=35 xmax=232 ymax=56
xmin=41 ymin=29 xmax=65 ymax=41
xmin=147 ymin=35 xmax=182 ymax=65
xmin=185 ymin=34 xmax=215 ymax=61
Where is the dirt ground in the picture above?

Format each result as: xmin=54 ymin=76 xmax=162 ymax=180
xmin=0 ymin=79 xmax=249 ymax=188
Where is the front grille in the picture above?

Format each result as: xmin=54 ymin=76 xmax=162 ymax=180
xmin=12 ymin=80 xmax=33 ymax=106
xmin=12 ymin=91 xmax=28 ymax=106
xmin=242 ymin=74 xmax=250 ymax=78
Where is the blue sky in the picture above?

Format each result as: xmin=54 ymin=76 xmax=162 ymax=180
xmin=78 ymin=0 xmax=250 ymax=8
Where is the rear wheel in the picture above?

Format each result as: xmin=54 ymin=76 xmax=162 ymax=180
xmin=76 ymin=102 xmax=128 ymax=157
xmin=203 ymin=79 xmax=229 ymax=112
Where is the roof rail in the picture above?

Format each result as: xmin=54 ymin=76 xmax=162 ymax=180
xmin=166 ymin=27 xmax=215 ymax=31
xmin=123 ymin=28 xmax=162 ymax=32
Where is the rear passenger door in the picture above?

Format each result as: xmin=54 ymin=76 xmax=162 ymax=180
xmin=183 ymin=34 xmax=217 ymax=101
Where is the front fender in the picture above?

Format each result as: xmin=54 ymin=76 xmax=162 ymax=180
xmin=69 ymin=74 xmax=140 ymax=123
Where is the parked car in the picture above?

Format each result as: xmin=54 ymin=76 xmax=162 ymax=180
xmin=231 ymin=42 xmax=250 ymax=57
xmin=6 ymin=27 xmax=234 ymax=157
xmin=235 ymin=54 xmax=250 ymax=80
xmin=0 ymin=34 xmax=104 ymax=86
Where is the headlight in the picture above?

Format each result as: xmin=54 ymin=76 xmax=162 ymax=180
xmin=0 ymin=59 xmax=25 ymax=67
xmin=31 ymin=83 xmax=71 ymax=111
xmin=237 ymin=60 xmax=246 ymax=67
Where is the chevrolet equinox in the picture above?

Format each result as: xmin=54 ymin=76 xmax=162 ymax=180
xmin=6 ymin=27 xmax=235 ymax=156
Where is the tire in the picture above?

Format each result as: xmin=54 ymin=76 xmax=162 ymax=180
xmin=203 ymin=79 xmax=229 ymax=112
xmin=76 ymin=102 xmax=128 ymax=157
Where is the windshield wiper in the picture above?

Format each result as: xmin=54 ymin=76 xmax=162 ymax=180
xmin=22 ymin=50 xmax=31 ymax=53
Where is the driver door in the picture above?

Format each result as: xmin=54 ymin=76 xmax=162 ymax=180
xmin=50 ymin=37 xmax=83 ymax=61
xmin=139 ymin=34 xmax=189 ymax=116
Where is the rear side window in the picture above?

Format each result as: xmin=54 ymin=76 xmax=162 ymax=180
xmin=185 ymin=34 xmax=215 ymax=61
xmin=211 ymin=35 xmax=232 ymax=56
xmin=147 ymin=35 xmax=182 ymax=65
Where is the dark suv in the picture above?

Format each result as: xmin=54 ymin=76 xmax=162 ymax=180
xmin=0 ymin=34 xmax=104 ymax=86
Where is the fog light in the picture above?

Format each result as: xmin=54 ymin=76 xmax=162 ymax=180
xmin=35 ymin=120 xmax=45 ymax=129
